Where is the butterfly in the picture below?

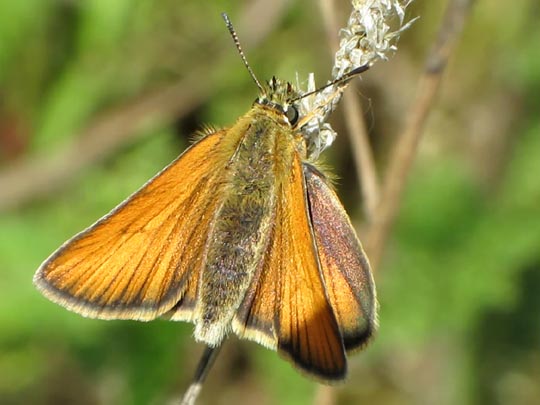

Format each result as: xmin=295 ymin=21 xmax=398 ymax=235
xmin=33 ymin=16 xmax=377 ymax=382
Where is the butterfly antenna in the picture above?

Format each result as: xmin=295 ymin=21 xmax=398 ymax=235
xmin=291 ymin=64 xmax=370 ymax=103
xmin=222 ymin=12 xmax=264 ymax=92
xmin=180 ymin=344 xmax=223 ymax=405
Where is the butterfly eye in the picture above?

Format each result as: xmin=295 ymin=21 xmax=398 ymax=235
xmin=285 ymin=105 xmax=299 ymax=126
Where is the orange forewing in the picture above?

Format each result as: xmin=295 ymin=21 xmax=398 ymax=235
xmin=234 ymin=154 xmax=347 ymax=380
xmin=34 ymin=130 xmax=231 ymax=321
xmin=304 ymin=164 xmax=377 ymax=351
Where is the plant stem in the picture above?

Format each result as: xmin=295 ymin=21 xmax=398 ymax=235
xmin=180 ymin=344 xmax=223 ymax=405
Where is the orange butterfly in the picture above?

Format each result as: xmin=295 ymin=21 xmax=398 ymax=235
xmin=34 ymin=18 xmax=377 ymax=382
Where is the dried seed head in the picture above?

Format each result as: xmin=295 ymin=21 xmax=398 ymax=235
xmin=298 ymin=0 xmax=417 ymax=158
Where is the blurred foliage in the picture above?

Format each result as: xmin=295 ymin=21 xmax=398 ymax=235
xmin=1 ymin=1 xmax=539 ymax=404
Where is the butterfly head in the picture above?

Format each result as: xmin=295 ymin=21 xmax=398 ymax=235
xmin=256 ymin=77 xmax=301 ymax=126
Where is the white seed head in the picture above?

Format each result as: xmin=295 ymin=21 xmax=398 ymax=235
xmin=298 ymin=0 xmax=417 ymax=158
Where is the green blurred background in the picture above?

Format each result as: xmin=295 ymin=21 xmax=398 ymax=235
xmin=1 ymin=0 xmax=539 ymax=404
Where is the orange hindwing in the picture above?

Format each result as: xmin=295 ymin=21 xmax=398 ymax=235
xmin=304 ymin=164 xmax=377 ymax=351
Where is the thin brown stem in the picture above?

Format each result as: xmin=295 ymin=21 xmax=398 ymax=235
xmin=366 ymin=0 xmax=476 ymax=270
xmin=180 ymin=345 xmax=223 ymax=405
xmin=342 ymin=90 xmax=380 ymax=219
